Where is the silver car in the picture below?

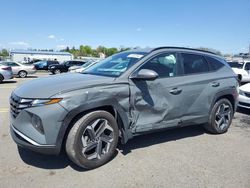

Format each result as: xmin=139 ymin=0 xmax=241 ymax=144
xmin=0 ymin=65 xmax=13 ymax=83
xmin=0 ymin=61 xmax=36 ymax=78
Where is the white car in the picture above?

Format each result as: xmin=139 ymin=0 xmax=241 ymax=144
xmin=0 ymin=61 xmax=36 ymax=78
xmin=69 ymin=60 xmax=99 ymax=73
xmin=0 ymin=65 xmax=13 ymax=83
xmin=238 ymin=83 xmax=250 ymax=109
xmin=228 ymin=61 xmax=250 ymax=82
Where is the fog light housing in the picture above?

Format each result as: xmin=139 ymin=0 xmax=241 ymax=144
xmin=31 ymin=114 xmax=44 ymax=134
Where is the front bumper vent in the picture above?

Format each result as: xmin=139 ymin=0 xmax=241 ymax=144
xmin=10 ymin=93 xmax=32 ymax=118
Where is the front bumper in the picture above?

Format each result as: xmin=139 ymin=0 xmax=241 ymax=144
xmin=9 ymin=95 xmax=68 ymax=155
xmin=10 ymin=124 xmax=60 ymax=155
xmin=238 ymin=94 xmax=250 ymax=109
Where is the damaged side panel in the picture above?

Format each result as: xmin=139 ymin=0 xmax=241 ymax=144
xmin=129 ymin=73 xmax=214 ymax=133
xmin=55 ymin=83 xmax=132 ymax=141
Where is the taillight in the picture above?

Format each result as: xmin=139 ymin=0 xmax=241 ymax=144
xmin=32 ymin=66 xmax=36 ymax=70
xmin=2 ymin=67 xmax=12 ymax=71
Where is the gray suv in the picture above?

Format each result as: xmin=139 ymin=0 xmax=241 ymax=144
xmin=10 ymin=47 xmax=239 ymax=169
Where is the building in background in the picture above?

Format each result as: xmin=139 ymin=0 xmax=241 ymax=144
xmin=10 ymin=50 xmax=73 ymax=62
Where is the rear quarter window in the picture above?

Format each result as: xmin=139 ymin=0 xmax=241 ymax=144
xmin=205 ymin=56 xmax=224 ymax=71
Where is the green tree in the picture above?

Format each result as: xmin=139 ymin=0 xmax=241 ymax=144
xmin=0 ymin=49 xmax=9 ymax=57
xmin=106 ymin=48 xmax=118 ymax=56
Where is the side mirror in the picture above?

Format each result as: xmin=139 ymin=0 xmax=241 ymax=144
xmin=131 ymin=69 xmax=159 ymax=80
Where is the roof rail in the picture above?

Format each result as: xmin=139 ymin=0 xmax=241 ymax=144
xmin=150 ymin=46 xmax=217 ymax=55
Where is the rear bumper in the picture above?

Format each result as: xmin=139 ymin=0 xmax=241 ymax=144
xmin=10 ymin=124 xmax=60 ymax=155
xmin=28 ymin=70 xmax=37 ymax=74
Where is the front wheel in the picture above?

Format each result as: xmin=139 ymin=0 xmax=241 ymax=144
xmin=204 ymin=98 xmax=234 ymax=134
xmin=54 ymin=69 xmax=61 ymax=74
xmin=66 ymin=111 xmax=119 ymax=169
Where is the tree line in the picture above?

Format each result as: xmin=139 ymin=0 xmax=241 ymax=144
xmin=0 ymin=46 xmax=223 ymax=59
xmin=61 ymin=45 xmax=131 ymax=58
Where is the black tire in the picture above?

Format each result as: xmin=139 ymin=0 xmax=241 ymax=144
xmin=0 ymin=74 xmax=4 ymax=83
xmin=204 ymin=98 xmax=234 ymax=134
xmin=66 ymin=111 xmax=119 ymax=169
xmin=18 ymin=70 xmax=27 ymax=78
xmin=54 ymin=69 xmax=61 ymax=74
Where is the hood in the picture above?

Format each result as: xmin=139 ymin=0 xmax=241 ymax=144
xmin=240 ymin=83 xmax=250 ymax=92
xmin=14 ymin=73 xmax=115 ymax=98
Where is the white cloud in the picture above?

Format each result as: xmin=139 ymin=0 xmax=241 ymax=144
xmin=56 ymin=44 xmax=68 ymax=49
xmin=48 ymin=35 xmax=56 ymax=39
xmin=59 ymin=38 xmax=65 ymax=41
xmin=9 ymin=41 xmax=29 ymax=47
xmin=136 ymin=28 xmax=142 ymax=32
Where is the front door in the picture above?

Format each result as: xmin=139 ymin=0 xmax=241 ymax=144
xmin=129 ymin=52 xmax=185 ymax=133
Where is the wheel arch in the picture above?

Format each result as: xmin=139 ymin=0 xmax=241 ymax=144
xmin=211 ymin=89 xmax=237 ymax=113
xmin=18 ymin=70 xmax=27 ymax=75
xmin=57 ymin=100 xmax=132 ymax=153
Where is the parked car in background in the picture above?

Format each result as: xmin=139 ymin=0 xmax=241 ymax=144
xmin=48 ymin=60 xmax=87 ymax=74
xmin=0 ymin=65 xmax=13 ymax=83
xmin=238 ymin=83 xmax=250 ymax=109
xmin=0 ymin=61 xmax=36 ymax=78
xmin=34 ymin=60 xmax=59 ymax=70
xmin=228 ymin=61 xmax=250 ymax=82
xmin=69 ymin=60 xmax=100 ymax=73
xmin=22 ymin=59 xmax=41 ymax=65
xmin=10 ymin=47 xmax=239 ymax=169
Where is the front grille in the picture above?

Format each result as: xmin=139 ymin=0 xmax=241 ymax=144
xmin=10 ymin=93 xmax=32 ymax=118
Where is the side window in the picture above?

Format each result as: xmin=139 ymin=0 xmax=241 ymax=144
xmin=8 ymin=62 xmax=19 ymax=66
xmin=68 ymin=61 xmax=74 ymax=66
xmin=140 ymin=53 xmax=178 ymax=78
xmin=244 ymin=62 xmax=250 ymax=71
xmin=181 ymin=53 xmax=209 ymax=74
xmin=205 ymin=56 xmax=224 ymax=71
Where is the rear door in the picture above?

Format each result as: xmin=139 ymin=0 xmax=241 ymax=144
xmin=176 ymin=53 xmax=216 ymax=124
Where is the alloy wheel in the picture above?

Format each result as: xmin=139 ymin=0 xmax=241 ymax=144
xmin=19 ymin=71 xmax=27 ymax=78
xmin=54 ymin=69 xmax=61 ymax=74
xmin=81 ymin=118 xmax=114 ymax=160
xmin=215 ymin=103 xmax=232 ymax=130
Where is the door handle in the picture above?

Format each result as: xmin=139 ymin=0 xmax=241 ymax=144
xmin=169 ymin=88 xmax=182 ymax=95
xmin=211 ymin=82 xmax=220 ymax=87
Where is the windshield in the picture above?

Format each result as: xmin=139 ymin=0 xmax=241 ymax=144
xmin=84 ymin=51 xmax=147 ymax=77
xmin=228 ymin=62 xmax=244 ymax=69
xmin=81 ymin=60 xmax=96 ymax=68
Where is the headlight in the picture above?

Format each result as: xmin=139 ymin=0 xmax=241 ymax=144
xmin=31 ymin=98 xmax=62 ymax=107
xmin=239 ymin=89 xmax=245 ymax=96
xmin=50 ymin=66 xmax=55 ymax=69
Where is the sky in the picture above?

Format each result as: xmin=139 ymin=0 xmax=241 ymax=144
xmin=0 ymin=0 xmax=249 ymax=54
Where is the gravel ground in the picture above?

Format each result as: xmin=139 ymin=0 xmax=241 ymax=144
xmin=0 ymin=72 xmax=249 ymax=188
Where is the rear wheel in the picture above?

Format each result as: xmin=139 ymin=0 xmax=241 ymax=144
xmin=18 ymin=70 xmax=27 ymax=78
xmin=204 ymin=98 xmax=233 ymax=134
xmin=66 ymin=111 xmax=119 ymax=169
